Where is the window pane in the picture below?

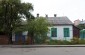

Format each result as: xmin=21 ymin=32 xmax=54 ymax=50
xmin=64 ymin=28 xmax=69 ymax=37
xmin=51 ymin=28 xmax=57 ymax=37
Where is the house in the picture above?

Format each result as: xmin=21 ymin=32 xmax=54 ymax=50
xmin=74 ymin=19 xmax=80 ymax=26
xmin=74 ymin=19 xmax=85 ymax=39
xmin=74 ymin=19 xmax=85 ymax=26
xmin=12 ymin=31 xmax=28 ymax=44
xmin=11 ymin=14 xmax=80 ymax=44
xmin=46 ymin=14 xmax=80 ymax=41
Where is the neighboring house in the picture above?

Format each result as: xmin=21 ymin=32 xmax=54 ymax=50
xmin=74 ymin=19 xmax=85 ymax=39
xmin=80 ymin=29 xmax=85 ymax=39
xmin=74 ymin=19 xmax=80 ymax=26
xmin=80 ymin=19 xmax=85 ymax=24
xmin=73 ymin=25 xmax=80 ymax=38
xmin=12 ymin=20 xmax=28 ymax=44
xmin=74 ymin=19 xmax=85 ymax=26
xmin=46 ymin=14 xmax=80 ymax=41
xmin=12 ymin=31 xmax=28 ymax=44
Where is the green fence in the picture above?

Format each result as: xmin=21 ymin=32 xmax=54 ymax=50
xmin=80 ymin=30 xmax=85 ymax=39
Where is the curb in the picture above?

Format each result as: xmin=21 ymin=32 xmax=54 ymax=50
xmin=0 ymin=45 xmax=85 ymax=48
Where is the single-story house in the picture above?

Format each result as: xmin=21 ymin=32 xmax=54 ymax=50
xmin=12 ymin=31 xmax=28 ymax=44
xmin=46 ymin=14 xmax=80 ymax=41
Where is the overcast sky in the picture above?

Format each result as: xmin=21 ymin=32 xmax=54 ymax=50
xmin=22 ymin=0 xmax=85 ymax=22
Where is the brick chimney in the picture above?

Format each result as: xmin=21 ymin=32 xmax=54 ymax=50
xmin=45 ymin=14 xmax=48 ymax=18
xmin=82 ymin=19 xmax=83 ymax=22
xmin=54 ymin=14 xmax=57 ymax=17
xmin=37 ymin=13 xmax=39 ymax=17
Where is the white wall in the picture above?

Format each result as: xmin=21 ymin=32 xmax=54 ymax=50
xmin=47 ymin=25 xmax=73 ymax=41
xmin=12 ymin=31 xmax=28 ymax=41
xmin=12 ymin=32 xmax=15 ymax=41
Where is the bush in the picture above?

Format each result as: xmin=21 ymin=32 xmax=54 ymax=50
xmin=71 ymin=37 xmax=79 ymax=44
xmin=79 ymin=39 xmax=85 ymax=44
xmin=47 ymin=40 xmax=71 ymax=45
xmin=70 ymin=37 xmax=85 ymax=44
xmin=60 ymin=40 xmax=71 ymax=45
xmin=47 ymin=40 xmax=58 ymax=45
xmin=34 ymin=36 xmax=85 ymax=45
xmin=34 ymin=35 xmax=48 ymax=44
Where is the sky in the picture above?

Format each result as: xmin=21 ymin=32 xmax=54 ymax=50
xmin=22 ymin=0 xmax=85 ymax=22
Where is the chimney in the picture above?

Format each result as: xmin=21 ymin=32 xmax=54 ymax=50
xmin=82 ymin=19 xmax=83 ymax=22
xmin=37 ymin=13 xmax=39 ymax=17
xmin=54 ymin=14 xmax=57 ymax=17
xmin=45 ymin=14 xmax=48 ymax=18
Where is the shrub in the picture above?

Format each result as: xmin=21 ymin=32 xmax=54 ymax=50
xmin=34 ymin=35 xmax=48 ymax=44
xmin=79 ymin=39 xmax=85 ymax=44
xmin=60 ymin=40 xmax=71 ymax=45
xmin=71 ymin=37 xmax=79 ymax=44
xmin=48 ymin=40 xmax=58 ymax=45
xmin=33 ymin=36 xmax=85 ymax=45
xmin=47 ymin=40 xmax=71 ymax=45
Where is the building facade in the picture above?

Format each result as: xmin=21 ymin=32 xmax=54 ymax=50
xmin=47 ymin=25 xmax=73 ymax=41
xmin=46 ymin=15 xmax=80 ymax=41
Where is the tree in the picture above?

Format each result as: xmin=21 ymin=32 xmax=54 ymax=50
xmin=77 ymin=24 xmax=85 ymax=30
xmin=0 ymin=0 xmax=34 ymax=44
xmin=26 ymin=17 xmax=49 ymax=44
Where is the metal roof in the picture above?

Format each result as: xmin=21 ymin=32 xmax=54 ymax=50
xmin=46 ymin=16 xmax=73 ymax=25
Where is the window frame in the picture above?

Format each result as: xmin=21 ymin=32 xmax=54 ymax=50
xmin=51 ymin=28 xmax=57 ymax=37
xmin=63 ymin=28 xmax=70 ymax=37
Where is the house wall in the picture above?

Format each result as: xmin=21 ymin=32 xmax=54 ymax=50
xmin=73 ymin=26 xmax=80 ymax=38
xmin=74 ymin=19 xmax=80 ymax=26
xmin=47 ymin=25 xmax=73 ymax=41
xmin=12 ymin=31 xmax=28 ymax=44
xmin=12 ymin=31 xmax=28 ymax=41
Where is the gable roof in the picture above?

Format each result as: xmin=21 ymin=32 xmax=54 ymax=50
xmin=46 ymin=16 xmax=73 ymax=25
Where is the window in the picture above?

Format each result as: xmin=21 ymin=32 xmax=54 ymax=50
xmin=51 ymin=28 xmax=57 ymax=37
xmin=64 ymin=28 xmax=70 ymax=37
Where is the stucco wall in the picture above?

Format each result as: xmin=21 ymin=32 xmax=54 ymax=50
xmin=47 ymin=25 xmax=73 ymax=41
xmin=12 ymin=31 xmax=28 ymax=42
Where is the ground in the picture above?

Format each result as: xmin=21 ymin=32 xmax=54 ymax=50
xmin=0 ymin=47 xmax=85 ymax=55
